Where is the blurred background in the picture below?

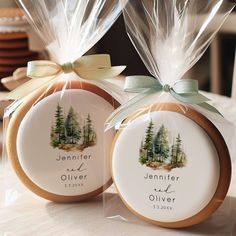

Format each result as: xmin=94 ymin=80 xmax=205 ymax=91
xmin=0 ymin=0 xmax=236 ymax=97
xmin=96 ymin=1 xmax=236 ymax=97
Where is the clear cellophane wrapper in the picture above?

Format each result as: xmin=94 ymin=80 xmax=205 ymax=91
xmin=1 ymin=0 xmax=127 ymax=212
xmin=103 ymin=0 xmax=236 ymax=234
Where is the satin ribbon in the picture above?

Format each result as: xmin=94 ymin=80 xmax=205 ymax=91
xmin=7 ymin=54 xmax=126 ymax=99
xmin=105 ymin=76 xmax=221 ymax=130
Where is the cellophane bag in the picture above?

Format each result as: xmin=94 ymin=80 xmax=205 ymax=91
xmin=1 ymin=0 xmax=126 ymax=207
xmin=104 ymin=0 xmax=236 ymax=233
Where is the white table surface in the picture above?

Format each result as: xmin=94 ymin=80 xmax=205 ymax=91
xmin=0 ymin=91 xmax=236 ymax=236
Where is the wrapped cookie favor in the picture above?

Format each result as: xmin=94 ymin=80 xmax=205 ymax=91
xmin=104 ymin=0 xmax=235 ymax=229
xmin=3 ymin=0 xmax=125 ymax=203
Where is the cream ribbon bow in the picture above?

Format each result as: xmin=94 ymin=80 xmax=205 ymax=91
xmin=7 ymin=54 xmax=126 ymax=100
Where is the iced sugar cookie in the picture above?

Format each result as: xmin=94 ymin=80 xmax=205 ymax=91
xmin=111 ymin=103 xmax=231 ymax=228
xmin=7 ymin=80 xmax=119 ymax=202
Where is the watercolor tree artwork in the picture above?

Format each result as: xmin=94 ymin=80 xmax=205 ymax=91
xmin=139 ymin=121 xmax=187 ymax=171
xmin=50 ymin=104 xmax=97 ymax=151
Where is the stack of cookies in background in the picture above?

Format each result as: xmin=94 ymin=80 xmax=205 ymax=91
xmin=0 ymin=8 xmax=39 ymax=91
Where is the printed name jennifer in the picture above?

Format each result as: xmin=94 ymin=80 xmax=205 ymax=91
xmin=144 ymin=173 xmax=180 ymax=181
xmin=56 ymin=154 xmax=91 ymax=161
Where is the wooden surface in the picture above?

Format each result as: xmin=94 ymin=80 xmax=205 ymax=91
xmin=0 ymin=91 xmax=236 ymax=236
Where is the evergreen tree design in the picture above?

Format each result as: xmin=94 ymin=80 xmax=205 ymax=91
xmin=139 ymin=123 xmax=187 ymax=171
xmin=153 ymin=125 xmax=170 ymax=163
xmin=82 ymin=122 xmax=86 ymax=145
xmin=176 ymin=134 xmax=182 ymax=163
xmin=54 ymin=104 xmax=66 ymax=145
xmin=65 ymin=107 xmax=81 ymax=144
xmin=144 ymin=120 xmax=154 ymax=160
xmin=50 ymin=104 xmax=97 ymax=152
xmin=83 ymin=114 xmax=96 ymax=146
xmin=170 ymin=134 xmax=186 ymax=167
xmin=139 ymin=140 xmax=146 ymax=164
xmin=50 ymin=122 xmax=58 ymax=148
xmin=139 ymin=121 xmax=154 ymax=164
xmin=170 ymin=143 xmax=177 ymax=164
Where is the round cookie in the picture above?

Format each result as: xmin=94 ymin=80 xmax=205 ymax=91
xmin=111 ymin=103 xmax=231 ymax=228
xmin=6 ymin=79 xmax=119 ymax=202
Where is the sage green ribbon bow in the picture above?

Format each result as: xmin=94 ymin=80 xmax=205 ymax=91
xmin=7 ymin=54 xmax=126 ymax=100
xmin=106 ymin=76 xmax=221 ymax=130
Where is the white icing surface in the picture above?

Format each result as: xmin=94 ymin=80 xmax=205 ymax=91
xmin=17 ymin=89 xmax=114 ymax=196
xmin=112 ymin=111 xmax=220 ymax=223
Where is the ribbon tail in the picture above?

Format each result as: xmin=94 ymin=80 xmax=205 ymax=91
xmin=75 ymin=66 xmax=126 ymax=80
xmin=105 ymin=89 xmax=156 ymax=131
xmin=27 ymin=60 xmax=61 ymax=79
xmin=7 ymin=76 xmax=55 ymax=100
xmin=170 ymin=90 xmax=210 ymax=104
xmin=170 ymin=90 xmax=222 ymax=116
xmin=125 ymin=76 xmax=162 ymax=93
xmin=198 ymin=102 xmax=223 ymax=117
xmin=75 ymin=54 xmax=112 ymax=67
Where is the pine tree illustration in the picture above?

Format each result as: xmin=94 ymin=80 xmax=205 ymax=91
xmin=153 ymin=125 xmax=170 ymax=163
xmin=54 ymin=104 xmax=65 ymax=145
xmin=171 ymin=142 xmax=177 ymax=164
xmin=143 ymin=120 xmax=154 ymax=161
xmin=86 ymin=114 xmax=93 ymax=144
xmin=139 ymin=140 xmax=146 ymax=164
xmin=65 ymin=107 xmax=81 ymax=144
xmin=139 ymin=122 xmax=187 ymax=170
xmin=50 ymin=105 xmax=97 ymax=151
xmin=153 ymin=131 xmax=161 ymax=161
xmin=176 ymin=134 xmax=187 ymax=165
xmin=82 ymin=114 xmax=96 ymax=146
xmin=82 ymin=123 xmax=86 ymax=145
xmin=50 ymin=122 xmax=58 ymax=148
xmin=170 ymin=134 xmax=186 ymax=166
xmin=176 ymin=134 xmax=182 ymax=163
